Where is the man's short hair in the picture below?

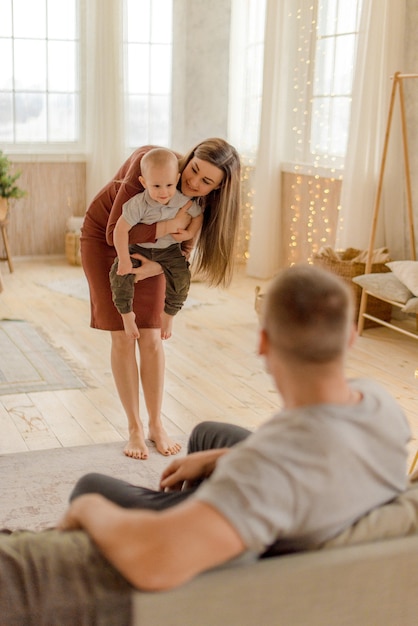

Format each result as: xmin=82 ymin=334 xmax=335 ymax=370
xmin=262 ymin=264 xmax=354 ymax=363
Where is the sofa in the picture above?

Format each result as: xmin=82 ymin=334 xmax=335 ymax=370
xmin=133 ymin=480 xmax=418 ymax=626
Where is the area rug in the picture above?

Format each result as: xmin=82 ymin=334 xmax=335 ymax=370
xmin=0 ymin=438 xmax=188 ymax=531
xmin=39 ymin=277 xmax=221 ymax=308
xmin=0 ymin=319 xmax=86 ymax=395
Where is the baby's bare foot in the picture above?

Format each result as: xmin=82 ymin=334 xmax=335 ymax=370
xmin=124 ymin=432 xmax=149 ymax=460
xmin=122 ymin=312 xmax=140 ymax=339
xmin=149 ymin=425 xmax=182 ymax=456
xmin=161 ymin=312 xmax=174 ymax=340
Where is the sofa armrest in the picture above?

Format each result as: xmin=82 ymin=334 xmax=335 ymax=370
xmin=133 ymin=535 xmax=418 ymax=626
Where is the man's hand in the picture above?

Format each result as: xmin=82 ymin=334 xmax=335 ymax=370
xmin=159 ymin=449 xmax=229 ymax=492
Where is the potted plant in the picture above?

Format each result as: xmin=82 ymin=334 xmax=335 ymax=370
xmin=0 ymin=150 xmax=26 ymax=221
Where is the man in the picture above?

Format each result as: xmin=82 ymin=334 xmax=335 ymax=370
xmin=0 ymin=265 xmax=410 ymax=622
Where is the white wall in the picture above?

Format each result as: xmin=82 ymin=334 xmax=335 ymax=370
xmin=171 ymin=0 xmax=232 ymax=152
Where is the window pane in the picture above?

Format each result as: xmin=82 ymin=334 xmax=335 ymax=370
xmin=128 ymin=94 xmax=149 ymax=145
xmin=48 ymin=93 xmax=77 ymax=141
xmin=126 ymin=0 xmax=150 ymax=42
xmin=13 ymin=0 xmax=46 ymax=38
xmin=127 ymin=44 xmax=150 ymax=92
xmin=317 ymin=0 xmax=337 ymax=36
xmin=314 ymin=38 xmax=334 ymax=95
xmin=1 ymin=0 xmax=82 ymax=147
xmin=48 ymin=41 xmax=76 ymax=91
xmin=309 ymin=0 xmax=362 ymax=163
xmin=334 ymin=34 xmax=355 ymax=94
xmin=0 ymin=40 xmax=13 ymax=89
xmin=0 ymin=93 xmax=14 ymax=141
xmin=330 ymin=96 xmax=350 ymax=155
xmin=47 ymin=0 xmax=76 ymax=39
xmin=337 ymin=1 xmax=359 ymax=33
xmin=125 ymin=0 xmax=172 ymax=148
xmin=149 ymin=94 xmax=170 ymax=144
xmin=14 ymin=40 xmax=46 ymax=90
xmin=15 ymin=92 xmax=46 ymax=141
xmin=229 ymin=0 xmax=266 ymax=156
xmin=151 ymin=0 xmax=172 ymax=43
xmin=311 ymin=97 xmax=331 ymax=154
xmin=0 ymin=0 xmax=12 ymax=37
xmin=150 ymin=45 xmax=171 ymax=93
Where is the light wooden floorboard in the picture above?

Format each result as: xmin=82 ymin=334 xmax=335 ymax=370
xmin=0 ymin=257 xmax=418 ymax=467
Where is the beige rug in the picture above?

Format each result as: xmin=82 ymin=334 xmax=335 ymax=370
xmin=0 ymin=318 xmax=86 ymax=394
xmin=0 ymin=438 xmax=188 ymax=531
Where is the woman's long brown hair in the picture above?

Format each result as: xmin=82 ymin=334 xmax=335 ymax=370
xmin=178 ymin=138 xmax=241 ymax=287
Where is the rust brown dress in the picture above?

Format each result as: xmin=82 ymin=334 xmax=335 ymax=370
xmin=80 ymin=146 xmax=166 ymax=330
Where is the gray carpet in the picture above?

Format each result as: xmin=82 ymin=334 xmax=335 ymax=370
xmin=0 ymin=438 xmax=188 ymax=531
xmin=0 ymin=319 xmax=86 ymax=394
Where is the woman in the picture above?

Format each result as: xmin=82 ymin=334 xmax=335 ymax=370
xmin=81 ymin=138 xmax=241 ymax=460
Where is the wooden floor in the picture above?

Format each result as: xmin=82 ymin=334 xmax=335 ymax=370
xmin=0 ymin=257 xmax=418 ymax=468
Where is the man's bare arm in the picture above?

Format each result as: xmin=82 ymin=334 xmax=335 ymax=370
xmin=59 ymin=493 xmax=245 ymax=591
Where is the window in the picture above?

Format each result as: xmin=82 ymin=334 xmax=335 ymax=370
xmin=0 ymin=0 xmax=80 ymax=147
xmin=310 ymin=0 xmax=363 ymax=162
xmin=285 ymin=0 xmax=363 ymax=171
xmin=124 ymin=0 xmax=172 ymax=148
xmin=228 ymin=0 xmax=266 ymax=158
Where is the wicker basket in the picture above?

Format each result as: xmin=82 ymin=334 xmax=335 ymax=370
xmin=65 ymin=231 xmax=82 ymax=266
xmin=312 ymin=248 xmax=392 ymax=328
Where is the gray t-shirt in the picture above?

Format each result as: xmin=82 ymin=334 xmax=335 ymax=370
xmin=122 ymin=189 xmax=201 ymax=249
xmin=194 ymin=378 xmax=410 ymax=555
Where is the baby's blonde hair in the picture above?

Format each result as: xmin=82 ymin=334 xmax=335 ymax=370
xmin=140 ymin=148 xmax=179 ymax=179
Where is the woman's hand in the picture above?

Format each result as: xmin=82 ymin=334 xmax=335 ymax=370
xmin=155 ymin=201 xmax=193 ymax=239
xmin=130 ymin=253 xmax=164 ymax=282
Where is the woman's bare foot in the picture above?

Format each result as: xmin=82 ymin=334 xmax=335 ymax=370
xmin=161 ymin=312 xmax=174 ymax=340
xmin=149 ymin=425 xmax=182 ymax=456
xmin=124 ymin=431 xmax=149 ymax=460
xmin=122 ymin=312 xmax=140 ymax=339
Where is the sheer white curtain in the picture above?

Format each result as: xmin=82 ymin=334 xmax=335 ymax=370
xmin=85 ymin=0 xmax=125 ymax=205
xmin=336 ymin=0 xmax=407 ymax=258
xmin=246 ymin=0 xmax=289 ymax=279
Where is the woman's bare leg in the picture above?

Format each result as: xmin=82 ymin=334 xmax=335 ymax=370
xmin=110 ymin=330 xmax=149 ymax=460
xmin=137 ymin=328 xmax=181 ymax=456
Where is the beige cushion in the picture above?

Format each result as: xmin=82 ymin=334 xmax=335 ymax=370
xmin=386 ymin=261 xmax=418 ymax=296
xmin=352 ymin=272 xmax=413 ymax=304
xmin=401 ymin=297 xmax=418 ymax=314
xmin=321 ymin=482 xmax=418 ymax=549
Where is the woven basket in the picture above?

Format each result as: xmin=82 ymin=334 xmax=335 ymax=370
xmin=312 ymin=248 xmax=392 ymax=328
xmin=65 ymin=231 xmax=82 ymax=266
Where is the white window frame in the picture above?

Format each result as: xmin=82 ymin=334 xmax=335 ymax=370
xmin=0 ymin=0 xmax=84 ymax=157
xmin=228 ymin=0 xmax=266 ymax=160
xmin=123 ymin=0 xmax=173 ymax=149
